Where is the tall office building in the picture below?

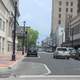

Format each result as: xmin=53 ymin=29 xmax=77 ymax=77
xmin=51 ymin=0 xmax=78 ymax=46
xmin=52 ymin=0 xmax=78 ymax=33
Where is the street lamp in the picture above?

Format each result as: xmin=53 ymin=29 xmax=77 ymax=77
xmin=12 ymin=1 xmax=17 ymax=61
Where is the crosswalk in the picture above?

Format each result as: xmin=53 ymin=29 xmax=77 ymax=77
xmin=1 ymin=76 xmax=80 ymax=80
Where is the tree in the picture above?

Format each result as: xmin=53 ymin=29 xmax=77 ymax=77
xmin=25 ymin=27 xmax=39 ymax=48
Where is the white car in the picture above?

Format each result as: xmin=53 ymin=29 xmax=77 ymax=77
xmin=53 ymin=47 xmax=70 ymax=59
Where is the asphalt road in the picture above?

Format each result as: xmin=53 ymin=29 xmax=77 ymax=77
xmin=13 ymin=50 xmax=80 ymax=76
xmin=1 ymin=50 xmax=80 ymax=79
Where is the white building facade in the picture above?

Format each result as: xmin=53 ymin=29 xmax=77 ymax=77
xmin=0 ymin=0 xmax=19 ymax=55
xmin=51 ymin=0 xmax=78 ymax=46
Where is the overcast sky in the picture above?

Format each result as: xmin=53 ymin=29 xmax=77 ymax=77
xmin=19 ymin=0 xmax=52 ymax=43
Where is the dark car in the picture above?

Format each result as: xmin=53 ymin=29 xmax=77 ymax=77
xmin=75 ymin=48 xmax=80 ymax=59
xmin=27 ymin=47 xmax=38 ymax=57
xmin=69 ymin=48 xmax=77 ymax=59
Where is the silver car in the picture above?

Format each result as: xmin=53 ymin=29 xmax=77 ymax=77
xmin=53 ymin=47 xmax=70 ymax=59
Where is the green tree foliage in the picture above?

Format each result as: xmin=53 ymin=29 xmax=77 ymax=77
xmin=25 ymin=27 xmax=39 ymax=48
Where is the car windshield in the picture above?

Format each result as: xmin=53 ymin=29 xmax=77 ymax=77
xmin=57 ymin=48 xmax=67 ymax=51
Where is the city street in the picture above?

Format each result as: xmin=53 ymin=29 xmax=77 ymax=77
xmin=12 ymin=50 xmax=80 ymax=76
xmin=1 ymin=50 xmax=80 ymax=79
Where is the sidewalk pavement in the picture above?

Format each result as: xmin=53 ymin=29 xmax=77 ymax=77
xmin=0 ymin=51 xmax=25 ymax=69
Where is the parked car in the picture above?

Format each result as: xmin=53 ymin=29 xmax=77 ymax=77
xmin=69 ymin=48 xmax=77 ymax=58
xmin=27 ymin=47 xmax=38 ymax=57
xmin=75 ymin=48 xmax=80 ymax=59
xmin=53 ymin=47 xmax=70 ymax=59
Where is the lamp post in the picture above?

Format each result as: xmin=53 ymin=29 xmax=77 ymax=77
xmin=12 ymin=2 xmax=17 ymax=61
xmin=22 ymin=21 xmax=26 ymax=55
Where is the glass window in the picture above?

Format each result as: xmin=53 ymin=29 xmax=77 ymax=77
xmin=59 ymin=14 xmax=61 ymax=18
xmin=2 ymin=38 xmax=5 ymax=53
xmin=0 ymin=37 xmax=1 ymax=52
xmin=58 ymin=20 xmax=61 ymax=24
xmin=59 ymin=1 xmax=62 ymax=6
xmin=71 ymin=8 xmax=73 ymax=12
xmin=66 ymin=8 xmax=68 ymax=12
xmin=0 ymin=18 xmax=2 ymax=30
xmin=66 ymin=2 xmax=69 ymax=6
xmin=3 ymin=21 xmax=5 ymax=31
xmin=57 ymin=48 xmax=67 ymax=51
xmin=59 ymin=8 xmax=61 ymax=12
xmin=71 ymin=2 xmax=73 ymax=6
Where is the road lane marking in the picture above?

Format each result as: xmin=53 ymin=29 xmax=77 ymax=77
xmin=43 ymin=64 xmax=51 ymax=75
xmin=19 ymin=64 xmax=51 ymax=78
xmin=38 ymin=52 xmax=53 ymax=54
xmin=19 ymin=75 xmax=80 ymax=78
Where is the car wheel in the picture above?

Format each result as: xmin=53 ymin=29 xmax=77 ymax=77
xmin=65 ymin=57 xmax=69 ymax=59
xmin=66 ymin=57 xmax=69 ymax=59
xmin=53 ymin=56 xmax=56 ymax=59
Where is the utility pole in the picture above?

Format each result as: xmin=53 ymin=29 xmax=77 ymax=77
xmin=22 ymin=21 xmax=26 ymax=55
xmin=12 ymin=2 xmax=17 ymax=61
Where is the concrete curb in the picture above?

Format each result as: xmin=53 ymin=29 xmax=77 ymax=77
xmin=0 ymin=56 xmax=25 ymax=70
xmin=8 ymin=54 xmax=26 ymax=69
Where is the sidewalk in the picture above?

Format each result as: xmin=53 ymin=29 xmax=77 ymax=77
xmin=0 ymin=51 xmax=25 ymax=68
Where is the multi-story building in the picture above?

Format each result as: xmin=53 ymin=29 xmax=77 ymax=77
xmin=63 ymin=0 xmax=80 ymax=48
xmin=16 ymin=26 xmax=26 ymax=51
xmin=64 ymin=14 xmax=80 ymax=48
xmin=42 ymin=37 xmax=52 ymax=52
xmin=0 ymin=0 xmax=20 ymax=55
xmin=51 ymin=0 xmax=78 ymax=46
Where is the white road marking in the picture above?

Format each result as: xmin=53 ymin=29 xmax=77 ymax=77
xmin=38 ymin=52 xmax=53 ymax=54
xmin=19 ymin=75 xmax=80 ymax=78
xmin=43 ymin=64 xmax=51 ymax=75
xmin=19 ymin=64 xmax=51 ymax=78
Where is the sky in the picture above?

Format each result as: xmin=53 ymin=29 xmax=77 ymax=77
xmin=19 ymin=0 xmax=52 ymax=43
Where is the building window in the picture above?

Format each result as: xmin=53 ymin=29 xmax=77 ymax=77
xmin=71 ymin=8 xmax=73 ymax=13
xmin=66 ymin=2 xmax=69 ymax=6
xmin=70 ymin=15 xmax=73 ymax=18
xmin=59 ymin=1 xmax=62 ymax=6
xmin=71 ymin=2 xmax=73 ymax=6
xmin=66 ymin=8 xmax=68 ymax=12
xmin=3 ymin=21 xmax=5 ymax=31
xmin=58 ymin=20 xmax=61 ymax=24
xmin=0 ymin=18 xmax=2 ymax=30
xmin=0 ymin=37 xmax=1 ymax=52
xmin=2 ymin=38 xmax=5 ymax=53
xmin=59 ymin=8 xmax=61 ymax=12
xmin=59 ymin=14 xmax=61 ymax=18
xmin=78 ymin=0 xmax=80 ymax=13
